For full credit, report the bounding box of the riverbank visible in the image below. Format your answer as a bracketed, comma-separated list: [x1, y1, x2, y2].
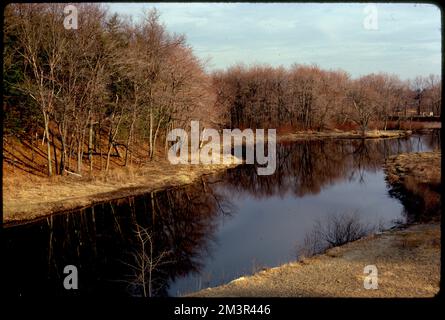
[2, 132, 437, 225]
[385, 151, 441, 187]
[385, 151, 441, 222]
[189, 150, 441, 297]
[279, 129, 412, 142]
[189, 223, 440, 297]
[3, 155, 242, 226]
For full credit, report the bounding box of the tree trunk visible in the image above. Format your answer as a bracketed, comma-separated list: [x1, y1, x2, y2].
[51, 130, 58, 175]
[89, 120, 94, 175]
[149, 107, 153, 159]
[98, 120, 103, 171]
[125, 113, 136, 166]
[77, 144, 82, 174]
[59, 130, 66, 175]
[44, 112, 53, 177]
[105, 142, 113, 174]
[151, 116, 163, 160]
[105, 124, 113, 174]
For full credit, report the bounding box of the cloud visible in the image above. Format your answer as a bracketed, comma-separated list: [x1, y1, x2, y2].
[107, 3, 441, 79]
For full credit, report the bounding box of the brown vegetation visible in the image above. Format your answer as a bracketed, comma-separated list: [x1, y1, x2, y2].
[298, 212, 377, 258]
[213, 64, 441, 133]
[2, 4, 442, 225]
[3, 156, 239, 225]
[4, 4, 442, 180]
[385, 151, 441, 222]
[385, 151, 441, 186]
[279, 129, 412, 141]
[4, 4, 218, 179]
[190, 223, 440, 297]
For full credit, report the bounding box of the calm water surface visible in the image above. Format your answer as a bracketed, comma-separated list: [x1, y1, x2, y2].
[3, 132, 440, 297]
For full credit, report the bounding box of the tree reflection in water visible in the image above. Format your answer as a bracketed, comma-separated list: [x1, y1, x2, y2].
[3, 131, 440, 297]
[222, 132, 439, 199]
[4, 181, 234, 297]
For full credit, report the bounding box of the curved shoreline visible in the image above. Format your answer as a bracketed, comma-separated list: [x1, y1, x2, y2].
[2, 132, 437, 227]
[3, 161, 241, 227]
[188, 150, 441, 297]
[189, 223, 440, 297]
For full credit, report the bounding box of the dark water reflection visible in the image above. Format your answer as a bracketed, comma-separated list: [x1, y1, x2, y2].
[3, 131, 440, 297]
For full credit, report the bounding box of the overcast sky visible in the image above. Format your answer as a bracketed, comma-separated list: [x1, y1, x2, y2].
[107, 2, 441, 79]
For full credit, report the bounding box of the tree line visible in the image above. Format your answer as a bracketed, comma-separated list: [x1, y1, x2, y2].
[212, 64, 441, 132]
[3, 4, 441, 177]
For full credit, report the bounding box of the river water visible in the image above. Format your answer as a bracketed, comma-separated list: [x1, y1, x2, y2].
[3, 131, 440, 297]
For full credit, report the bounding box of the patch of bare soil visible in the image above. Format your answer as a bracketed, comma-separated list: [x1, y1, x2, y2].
[190, 223, 440, 297]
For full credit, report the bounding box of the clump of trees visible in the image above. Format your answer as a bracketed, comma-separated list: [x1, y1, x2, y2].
[3, 4, 216, 176]
[212, 64, 441, 133]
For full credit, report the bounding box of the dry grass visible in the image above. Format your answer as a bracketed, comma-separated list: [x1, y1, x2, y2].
[279, 129, 412, 142]
[384, 151, 441, 223]
[3, 156, 241, 225]
[190, 223, 440, 297]
[3, 131, 245, 225]
[385, 151, 441, 187]
[385, 120, 441, 131]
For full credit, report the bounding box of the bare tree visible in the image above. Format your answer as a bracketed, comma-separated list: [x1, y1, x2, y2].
[298, 211, 376, 258]
[345, 77, 379, 135]
[124, 224, 172, 297]
[13, 4, 68, 176]
[4, 4, 440, 179]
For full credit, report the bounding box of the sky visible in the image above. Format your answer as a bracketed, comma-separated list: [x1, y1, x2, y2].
[106, 2, 442, 79]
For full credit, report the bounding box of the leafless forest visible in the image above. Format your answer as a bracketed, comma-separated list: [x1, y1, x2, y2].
[3, 4, 441, 177]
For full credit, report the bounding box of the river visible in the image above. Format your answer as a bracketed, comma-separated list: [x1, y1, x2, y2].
[3, 131, 440, 297]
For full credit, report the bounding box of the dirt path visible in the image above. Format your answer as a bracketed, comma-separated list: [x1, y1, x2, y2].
[190, 223, 440, 297]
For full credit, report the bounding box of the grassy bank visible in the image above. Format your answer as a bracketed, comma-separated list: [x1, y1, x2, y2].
[385, 151, 441, 222]
[385, 151, 441, 187]
[190, 223, 440, 297]
[2, 133, 438, 226]
[279, 129, 412, 142]
[3, 131, 244, 225]
[3, 156, 241, 226]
